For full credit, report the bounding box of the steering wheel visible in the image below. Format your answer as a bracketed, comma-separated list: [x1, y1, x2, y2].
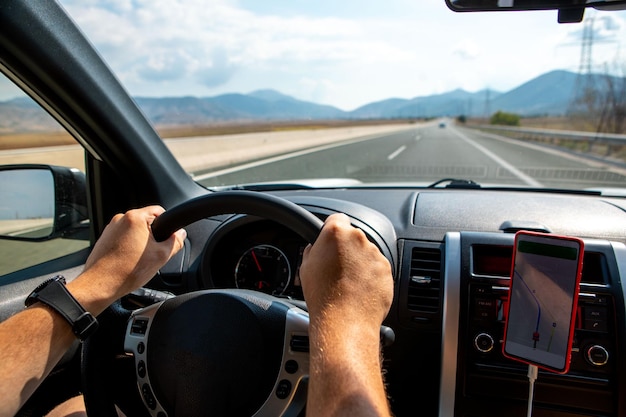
[82, 191, 323, 417]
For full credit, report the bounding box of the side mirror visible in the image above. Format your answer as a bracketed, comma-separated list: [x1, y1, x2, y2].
[0, 165, 88, 241]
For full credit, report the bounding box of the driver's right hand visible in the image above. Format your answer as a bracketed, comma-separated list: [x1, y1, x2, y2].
[299, 213, 393, 329]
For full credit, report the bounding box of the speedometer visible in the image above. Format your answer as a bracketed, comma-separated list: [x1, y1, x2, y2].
[234, 244, 292, 295]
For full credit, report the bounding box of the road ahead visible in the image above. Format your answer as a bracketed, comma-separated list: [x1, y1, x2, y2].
[197, 123, 626, 190]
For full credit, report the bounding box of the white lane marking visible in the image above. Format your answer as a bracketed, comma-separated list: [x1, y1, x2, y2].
[450, 127, 543, 187]
[193, 130, 406, 180]
[387, 145, 407, 161]
[415, 134, 421, 141]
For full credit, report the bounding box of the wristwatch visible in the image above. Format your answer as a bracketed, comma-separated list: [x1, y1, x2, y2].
[25, 275, 99, 341]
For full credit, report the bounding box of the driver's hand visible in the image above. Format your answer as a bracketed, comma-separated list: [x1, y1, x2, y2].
[69, 206, 186, 314]
[299, 214, 393, 417]
[300, 213, 393, 329]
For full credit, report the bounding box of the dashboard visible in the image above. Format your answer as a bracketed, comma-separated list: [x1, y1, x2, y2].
[151, 187, 626, 417]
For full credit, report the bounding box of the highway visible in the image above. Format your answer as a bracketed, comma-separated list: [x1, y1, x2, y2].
[196, 123, 626, 190]
[6, 122, 625, 191]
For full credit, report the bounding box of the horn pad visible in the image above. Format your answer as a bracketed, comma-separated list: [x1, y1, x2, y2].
[146, 291, 288, 416]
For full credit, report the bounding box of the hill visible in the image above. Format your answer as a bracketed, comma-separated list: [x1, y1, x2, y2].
[134, 90, 345, 125]
[1, 70, 618, 132]
[350, 88, 502, 119]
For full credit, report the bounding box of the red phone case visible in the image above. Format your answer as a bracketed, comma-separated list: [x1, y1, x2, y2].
[502, 231, 584, 374]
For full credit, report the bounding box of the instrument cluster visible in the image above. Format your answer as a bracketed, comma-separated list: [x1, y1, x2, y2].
[203, 219, 308, 300]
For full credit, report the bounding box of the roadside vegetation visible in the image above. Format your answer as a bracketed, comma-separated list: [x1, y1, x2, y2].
[490, 111, 521, 126]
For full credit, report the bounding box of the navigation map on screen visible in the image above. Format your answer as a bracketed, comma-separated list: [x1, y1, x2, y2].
[503, 233, 583, 373]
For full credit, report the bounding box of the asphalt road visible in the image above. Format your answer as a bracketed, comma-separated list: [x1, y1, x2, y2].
[197, 123, 626, 190]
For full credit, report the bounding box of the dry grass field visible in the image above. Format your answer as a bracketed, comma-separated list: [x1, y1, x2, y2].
[0, 131, 76, 150]
[0, 119, 417, 150]
[158, 119, 418, 139]
[0, 120, 418, 173]
[520, 117, 600, 132]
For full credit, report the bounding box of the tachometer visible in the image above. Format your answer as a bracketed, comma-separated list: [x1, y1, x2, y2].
[234, 244, 292, 295]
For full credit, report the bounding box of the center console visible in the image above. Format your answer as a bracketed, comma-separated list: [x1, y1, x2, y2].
[447, 232, 626, 417]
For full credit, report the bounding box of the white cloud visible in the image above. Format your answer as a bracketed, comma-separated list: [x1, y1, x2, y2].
[61, 1, 401, 94]
[454, 40, 481, 60]
[596, 14, 624, 39]
[56, 0, 626, 109]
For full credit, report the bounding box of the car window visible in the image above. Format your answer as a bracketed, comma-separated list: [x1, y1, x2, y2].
[0, 74, 90, 277]
[57, 0, 626, 194]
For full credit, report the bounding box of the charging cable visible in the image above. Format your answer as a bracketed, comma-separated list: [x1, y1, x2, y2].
[527, 364, 538, 417]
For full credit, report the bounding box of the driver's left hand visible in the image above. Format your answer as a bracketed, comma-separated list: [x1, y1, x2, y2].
[68, 206, 186, 315]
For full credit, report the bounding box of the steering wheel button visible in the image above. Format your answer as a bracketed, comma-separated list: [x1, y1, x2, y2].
[141, 383, 157, 410]
[137, 360, 146, 378]
[276, 379, 292, 399]
[131, 318, 149, 335]
[137, 342, 145, 354]
[285, 359, 299, 374]
[290, 335, 309, 352]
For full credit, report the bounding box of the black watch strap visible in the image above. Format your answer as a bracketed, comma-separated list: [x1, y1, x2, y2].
[25, 275, 99, 340]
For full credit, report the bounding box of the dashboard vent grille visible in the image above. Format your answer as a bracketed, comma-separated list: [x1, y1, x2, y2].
[407, 247, 442, 319]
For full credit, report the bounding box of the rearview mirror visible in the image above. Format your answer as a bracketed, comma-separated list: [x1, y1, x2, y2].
[0, 165, 88, 241]
[446, 0, 626, 23]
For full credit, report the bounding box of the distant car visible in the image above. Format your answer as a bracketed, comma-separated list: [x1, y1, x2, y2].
[439, 122, 446, 128]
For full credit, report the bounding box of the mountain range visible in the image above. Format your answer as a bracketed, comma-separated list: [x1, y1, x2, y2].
[0, 70, 616, 132]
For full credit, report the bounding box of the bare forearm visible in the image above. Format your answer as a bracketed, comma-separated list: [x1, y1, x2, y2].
[299, 214, 393, 416]
[307, 320, 391, 417]
[0, 306, 76, 417]
[0, 207, 185, 417]
[0, 271, 117, 417]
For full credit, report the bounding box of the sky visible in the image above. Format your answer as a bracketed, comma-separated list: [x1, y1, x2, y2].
[2, 0, 626, 110]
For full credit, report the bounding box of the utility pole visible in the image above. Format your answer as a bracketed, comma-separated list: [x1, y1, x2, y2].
[483, 88, 491, 120]
[569, 15, 596, 122]
[578, 15, 594, 78]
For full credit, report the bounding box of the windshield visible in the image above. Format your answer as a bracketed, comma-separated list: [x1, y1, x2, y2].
[7, 1, 626, 192]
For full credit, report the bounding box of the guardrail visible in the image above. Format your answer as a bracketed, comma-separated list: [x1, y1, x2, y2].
[471, 124, 626, 157]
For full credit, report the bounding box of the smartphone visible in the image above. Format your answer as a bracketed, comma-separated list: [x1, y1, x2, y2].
[502, 231, 584, 374]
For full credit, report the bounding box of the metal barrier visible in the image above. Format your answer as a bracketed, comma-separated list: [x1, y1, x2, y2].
[471, 124, 626, 157]
[474, 125, 626, 143]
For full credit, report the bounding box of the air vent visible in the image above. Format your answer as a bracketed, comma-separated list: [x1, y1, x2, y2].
[407, 246, 442, 323]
